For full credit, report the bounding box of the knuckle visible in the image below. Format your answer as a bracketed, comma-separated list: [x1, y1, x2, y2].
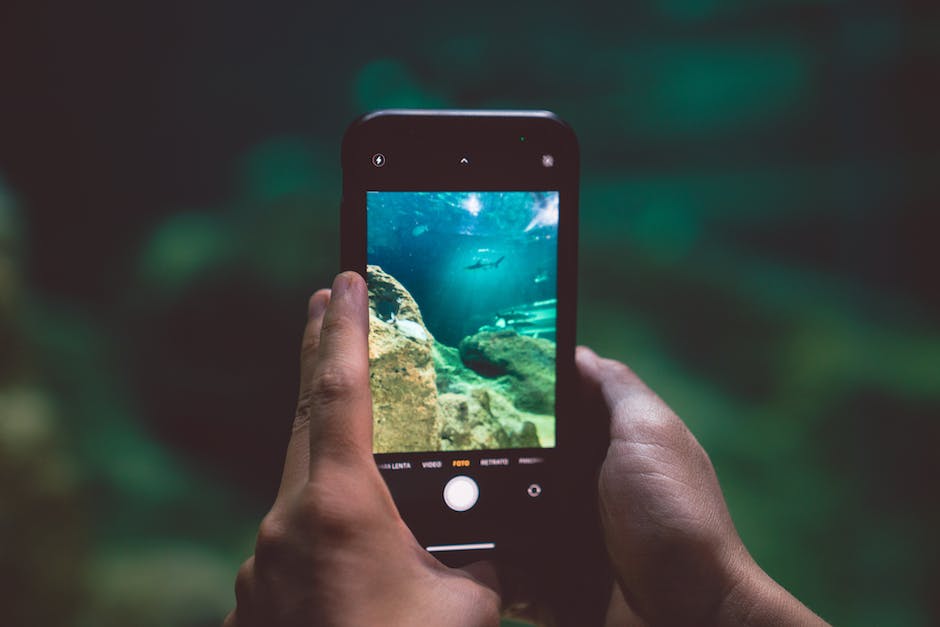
[293, 391, 313, 432]
[603, 357, 637, 381]
[297, 478, 369, 541]
[312, 364, 358, 405]
[254, 513, 291, 565]
[609, 392, 683, 444]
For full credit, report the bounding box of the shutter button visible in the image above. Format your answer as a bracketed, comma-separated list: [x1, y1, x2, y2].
[443, 476, 479, 512]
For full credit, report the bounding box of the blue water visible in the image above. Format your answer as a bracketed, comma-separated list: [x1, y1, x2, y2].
[367, 191, 558, 347]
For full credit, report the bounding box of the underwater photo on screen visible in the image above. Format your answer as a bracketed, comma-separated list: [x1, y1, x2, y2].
[367, 191, 559, 454]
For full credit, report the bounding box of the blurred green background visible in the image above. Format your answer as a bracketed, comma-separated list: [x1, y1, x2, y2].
[1, 1, 938, 625]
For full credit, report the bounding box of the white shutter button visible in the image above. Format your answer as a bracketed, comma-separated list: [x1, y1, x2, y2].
[443, 475, 479, 512]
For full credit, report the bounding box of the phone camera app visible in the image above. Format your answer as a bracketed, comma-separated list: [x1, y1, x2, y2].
[371, 153, 386, 167]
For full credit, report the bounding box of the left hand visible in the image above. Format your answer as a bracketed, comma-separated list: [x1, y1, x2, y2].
[223, 272, 502, 627]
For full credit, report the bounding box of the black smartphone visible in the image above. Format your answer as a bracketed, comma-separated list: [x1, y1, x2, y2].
[341, 110, 579, 567]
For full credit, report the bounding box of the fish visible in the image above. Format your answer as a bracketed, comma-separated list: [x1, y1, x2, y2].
[495, 310, 533, 323]
[411, 224, 429, 237]
[465, 256, 505, 270]
[533, 271, 549, 284]
[487, 298, 558, 340]
[387, 313, 429, 342]
[396, 318, 429, 341]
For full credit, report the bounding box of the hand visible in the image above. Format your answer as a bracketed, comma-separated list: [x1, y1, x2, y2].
[224, 272, 501, 627]
[576, 347, 826, 626]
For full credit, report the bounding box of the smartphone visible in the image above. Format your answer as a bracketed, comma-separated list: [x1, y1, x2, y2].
[341, 110, 579, 566]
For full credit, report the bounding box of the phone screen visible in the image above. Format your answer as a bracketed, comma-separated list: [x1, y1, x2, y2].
[366, 191, 559, 455]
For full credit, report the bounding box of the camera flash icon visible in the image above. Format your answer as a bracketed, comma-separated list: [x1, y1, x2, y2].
[541, 154, 555, 168]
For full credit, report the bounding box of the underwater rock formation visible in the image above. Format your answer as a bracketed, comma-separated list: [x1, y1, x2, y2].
[437, 387, 541, 450]
[432, 343, 543, 449]
[367, 265, 440, 452]
[432, 342, 488, 395]
[459, 330, 556, 414]
[368, 265, 554, 452]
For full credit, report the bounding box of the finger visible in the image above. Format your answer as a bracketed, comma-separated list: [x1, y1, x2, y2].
[576, 345, 646, 394]
[308, 271, 373, 468]
[575, 346, 669, 441]
[277, 289, 331, 499]
[300, 290, 333, 415]
[576, 345, 626, 439]
[576, 345, 606, 405]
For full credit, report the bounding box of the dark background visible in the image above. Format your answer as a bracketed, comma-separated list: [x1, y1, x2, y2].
[1, 1, 938, 625]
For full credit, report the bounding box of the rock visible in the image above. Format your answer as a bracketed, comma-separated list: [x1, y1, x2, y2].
[438, 386, 541, 450]
[432, 342, 485, 394]
[459, 330, 556, 414]
[367, 266, 554, 451]
[368, 264, 425, 324]
[367, 265, 440, 452]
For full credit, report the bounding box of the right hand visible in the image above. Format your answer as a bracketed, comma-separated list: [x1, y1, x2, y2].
[577, 347, 826, 626]
[224, 273, 501, 627]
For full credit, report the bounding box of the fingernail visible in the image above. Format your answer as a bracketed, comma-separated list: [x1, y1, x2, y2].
[331, 273, 352, 300]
